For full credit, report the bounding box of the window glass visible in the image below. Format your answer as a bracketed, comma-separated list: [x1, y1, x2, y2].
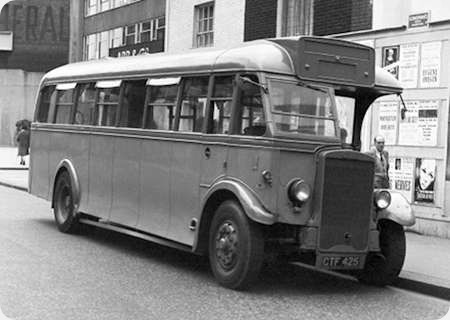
[179, 77, 209, 132]
[335, 96, 355, 144]
[238, 76, 266, 136]
[54, 89, 74, 124]
[75, 83, 96, 125]
[120, 80, 146, 128]
[95, 86, 120, 126]
[269, 80, 336, 137]
[149, 85, 178, 104]
[208, 76, 233, 134]
[146, 106, 173, 130]
[145, 80, 179, 130]
[36, 86, 55, 123]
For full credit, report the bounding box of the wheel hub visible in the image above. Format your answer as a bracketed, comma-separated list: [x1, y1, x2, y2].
[215, 222, 238, 270]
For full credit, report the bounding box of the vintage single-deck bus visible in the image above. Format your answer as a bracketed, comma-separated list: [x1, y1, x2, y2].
[30, 36, 415, 289]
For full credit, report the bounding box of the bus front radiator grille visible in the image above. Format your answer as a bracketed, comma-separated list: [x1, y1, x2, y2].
[319, 158, 374, 251]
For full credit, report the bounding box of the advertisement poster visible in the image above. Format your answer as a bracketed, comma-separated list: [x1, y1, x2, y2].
[417, 100, 438, 145]
[414, 158, 436, 203]
[420, 41, 441, 88]
[398, 100, 438, 146]
[389, 157, 414, 203]
[398, 100, 419, 145]
[382, 46, 400, 79]
[399, 43, 419, 88]
[378, 101, 398, 144]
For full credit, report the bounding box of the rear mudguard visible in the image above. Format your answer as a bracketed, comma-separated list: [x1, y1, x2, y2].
[51, 159, 81, 213]
[377, 190, 415, 227]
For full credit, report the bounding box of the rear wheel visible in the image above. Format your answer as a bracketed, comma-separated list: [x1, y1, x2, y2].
[357, 219, 406, 286]
[208, 200, 264, 290]
[54, 171, 79, 233]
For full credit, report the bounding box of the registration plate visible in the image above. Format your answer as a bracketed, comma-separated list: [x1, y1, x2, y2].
[319, 254, 363, 270]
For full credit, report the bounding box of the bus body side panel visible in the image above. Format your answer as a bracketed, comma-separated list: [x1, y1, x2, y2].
[167, 141, 203, 245]
[88, 134, 114, 220]
[227, 145, 277, 214]
[29, 129, 51, 200]
[137, 139, 172, 238]
[49, 130, 89, 212]
[109, 137, 141, 227]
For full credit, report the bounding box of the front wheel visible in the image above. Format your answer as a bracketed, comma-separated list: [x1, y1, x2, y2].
[357, 219, 406, 286]
[208, 200, 264, 290]
[53, 171, 79, 233]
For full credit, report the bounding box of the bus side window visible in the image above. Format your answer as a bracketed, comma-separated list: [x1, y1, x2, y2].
[145, 79, 179, 130]
[36, 85, 55, 123]
[208, 76, 233, 134]
[179, 77, 209, 132]
[54, 83, 76, 124]
[75, 83, 96, 125]
[120, 80, 146, 128]
[94, 81, 121, 127]
[238, 76, 266, 136]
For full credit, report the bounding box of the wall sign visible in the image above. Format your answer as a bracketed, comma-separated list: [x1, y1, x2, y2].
[389, 157, 414, 203]
[408, 12, 430, 28]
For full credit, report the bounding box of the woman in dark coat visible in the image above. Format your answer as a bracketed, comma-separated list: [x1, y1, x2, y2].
[16, 121, 30, 165]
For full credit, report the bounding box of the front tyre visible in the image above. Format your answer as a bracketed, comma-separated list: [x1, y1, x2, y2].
[54, 171, 79, 233]
[357, 219, 406, 286]
[208, 200, 264, 290]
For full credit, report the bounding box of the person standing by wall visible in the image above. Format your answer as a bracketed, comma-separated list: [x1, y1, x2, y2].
[367, 135, 390, 188]
[16, 120, 30, 166]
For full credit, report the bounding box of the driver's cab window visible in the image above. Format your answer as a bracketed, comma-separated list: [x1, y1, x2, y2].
[238, 75, 266, 136]
[335, 96, 355, 144]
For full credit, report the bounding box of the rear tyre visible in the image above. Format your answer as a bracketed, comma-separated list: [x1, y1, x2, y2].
[53, 171, 79, 233]
[208, 200, 264, 290]
[357, 219, 406, 286]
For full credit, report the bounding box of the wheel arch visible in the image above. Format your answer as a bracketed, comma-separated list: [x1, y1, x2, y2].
[51, 159, 81, 212]
[377, 190, 415, 227]
[193, 179, 275, 254]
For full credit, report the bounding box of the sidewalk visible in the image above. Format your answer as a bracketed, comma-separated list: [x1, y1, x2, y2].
[0, 146, 449, 299]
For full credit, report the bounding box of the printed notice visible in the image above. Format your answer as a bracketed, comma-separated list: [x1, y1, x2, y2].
[399, 43, 420, 88]
[398, 100, 438, 146]
[389, 157, 414, 203]
[420, 41, 441, 88]
[378, 101, 398, 144]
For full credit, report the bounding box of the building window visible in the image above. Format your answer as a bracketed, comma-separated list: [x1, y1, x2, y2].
[194, 2, 214, 48]
[280, 0, 313, 36]
[99, 31, 109, 58]
[110, 27, 123, 48]
[85, 0, 141, 17]
[85, 33, 97, 60]
[125, 25, 137, 45]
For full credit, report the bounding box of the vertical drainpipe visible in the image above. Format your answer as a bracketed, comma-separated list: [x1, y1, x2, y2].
[165, 0, 170, 53]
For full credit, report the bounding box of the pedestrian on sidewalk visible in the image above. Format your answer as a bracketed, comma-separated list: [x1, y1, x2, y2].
[16, 120, 30, 166]
[366, 135, 390, 189]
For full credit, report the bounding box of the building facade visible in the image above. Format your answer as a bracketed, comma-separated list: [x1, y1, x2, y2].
[69, 0, 165, 62]
[336, 0, 450, 238]
[0, 0, 69, 145]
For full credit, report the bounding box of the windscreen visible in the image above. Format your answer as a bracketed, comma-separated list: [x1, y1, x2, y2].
[269, 79, 337, 137]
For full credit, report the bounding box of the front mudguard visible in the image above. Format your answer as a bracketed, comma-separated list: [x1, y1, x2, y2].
[377, 190, 415, 227]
